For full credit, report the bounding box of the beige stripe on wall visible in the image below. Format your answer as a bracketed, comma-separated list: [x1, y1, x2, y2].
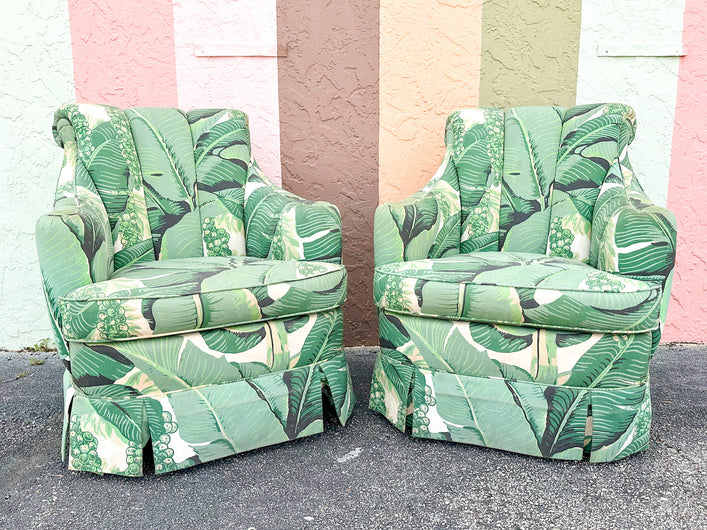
[379, 0, 484, 204]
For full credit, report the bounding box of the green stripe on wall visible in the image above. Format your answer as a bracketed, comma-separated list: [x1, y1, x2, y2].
[479, 0, 582, 108]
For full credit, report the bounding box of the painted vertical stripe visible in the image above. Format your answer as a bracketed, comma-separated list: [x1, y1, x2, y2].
[278, 1, 379, 346]
[172, 0, 281, 183]
[479, 0, 581, 108]
[663, 0, 707, 342]
[67, 0, 178, 107]
[575, 0, 684, 207]
[2, 0, 76, 350]
[379, 0, 483, 204]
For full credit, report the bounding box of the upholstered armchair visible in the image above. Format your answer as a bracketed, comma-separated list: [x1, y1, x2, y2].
[370, 104, 676, 461]
[37, 104, 354, 476]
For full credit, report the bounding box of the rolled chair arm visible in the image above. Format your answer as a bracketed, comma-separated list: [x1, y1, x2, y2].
[374, 155, 461, 267]
[591, 158, 677, 325]
[245, 161, 342, 263]
[36, 202, 113, 360]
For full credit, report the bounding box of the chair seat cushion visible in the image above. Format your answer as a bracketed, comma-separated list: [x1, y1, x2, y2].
[60, 256, 346, 342]
[374, 251, 661, 333]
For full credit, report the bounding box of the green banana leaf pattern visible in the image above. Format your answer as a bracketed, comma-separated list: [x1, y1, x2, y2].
[54, 103, 153, 269]
[189, 109, 250, 257]
[374, 252, 661, 334]
[373, 151, 461, 267]
[38, 103, 353, 475]
[500, 106, 564, 254]
[371, 103, 676, 461]
[60, 313, 354, 478]
[70, 309, 346, 392]
[549, 103, 637, 262]
[59, 256, 346, 342]
[245, 161, 343, 262]
[66, 310, 353, 476]
[591, 155, 677, 325]
[36, 140, 114, 360]
[123, 107, 204, 260]
[447, 108, 504, 253]
[371, 312, 653, 462]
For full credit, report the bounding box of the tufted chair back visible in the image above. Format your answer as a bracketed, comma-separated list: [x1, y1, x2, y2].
[443, 103, 637, 263]
[53, 104, 251, 269]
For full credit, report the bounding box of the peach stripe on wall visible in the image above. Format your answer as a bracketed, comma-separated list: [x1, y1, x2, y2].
[663, 0, 707, 342]
[172, 0, 282, 183]
[67, 0, 178, 107]
[379, 0, 483, 204]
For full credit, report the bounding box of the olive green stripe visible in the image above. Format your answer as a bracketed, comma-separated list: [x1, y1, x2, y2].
[479, 0, 582, 108]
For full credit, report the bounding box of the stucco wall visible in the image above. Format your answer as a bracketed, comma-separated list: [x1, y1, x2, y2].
[173, 0, 282, 182]
[575, 0, 685, 207]
[664, 0, 707, 342]
[479, 0, 581, 108]
[277, 1, 379, 346]
[378, 0, 483, 204]
[0, 0, 75, 349]
[68, 0, 178, 106]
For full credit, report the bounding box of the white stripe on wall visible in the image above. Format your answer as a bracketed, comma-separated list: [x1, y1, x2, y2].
[575, 0, 685, 207]
[0, 0, 76, 349]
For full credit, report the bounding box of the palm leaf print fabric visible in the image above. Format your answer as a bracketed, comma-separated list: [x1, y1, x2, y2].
[373, 148, 461, 267]
[374, 252, 661, 333]
[67, 310, 354, 476]
[38, 103, 353, 475]
[60, 257, 346, 342]
[371, 104, 676, 462]
[245, 161, 343, 262]
[53, 103, 153, 269]
[448, 108, 504, 254]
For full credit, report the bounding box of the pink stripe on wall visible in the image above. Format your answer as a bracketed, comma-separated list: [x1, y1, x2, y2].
[663, 0, 707, 342]
[67, 0, 178, 107]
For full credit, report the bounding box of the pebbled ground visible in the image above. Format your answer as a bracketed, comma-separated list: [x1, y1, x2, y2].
[1, 345, 705, 529]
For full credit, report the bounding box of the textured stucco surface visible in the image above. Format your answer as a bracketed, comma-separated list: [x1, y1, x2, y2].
[278, 1, 379, 346]
[2, 1, 706, 351]
[173, 0, 282, 182]
[378, 0, 483, 204]
[576, 0, 685, 208]
[67, 0, 178, 106]
[0, 0, 75, 349]
[479, 0, 581, 108]
[664, 0, 707, 342]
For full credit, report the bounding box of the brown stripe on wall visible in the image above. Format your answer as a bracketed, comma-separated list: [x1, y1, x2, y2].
[277, 1, 379, 346]
[479, 0, 582, 108]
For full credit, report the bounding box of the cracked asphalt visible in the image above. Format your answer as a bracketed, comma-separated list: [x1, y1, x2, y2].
[1, 345, 705, 529]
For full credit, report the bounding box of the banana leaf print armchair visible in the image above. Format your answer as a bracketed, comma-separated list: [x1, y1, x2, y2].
[37, 104, 355, 476]
[370, 104, 676, 462]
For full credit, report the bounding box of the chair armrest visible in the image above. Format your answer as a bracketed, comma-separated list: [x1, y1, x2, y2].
[244, 161, 342, 263]
[36, 201, 113, 360]
[374, 156, 461, 266]
[591, 158, 677, 325]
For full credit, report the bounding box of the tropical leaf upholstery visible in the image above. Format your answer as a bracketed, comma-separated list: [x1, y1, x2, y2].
[37, 103, 353, 476]
[60, 257, 346, 342]
[374, 252, 661, 333]
[370, 104, 676, 462]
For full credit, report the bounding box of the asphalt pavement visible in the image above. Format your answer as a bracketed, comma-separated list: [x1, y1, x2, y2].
[1, 345, 705, 529]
